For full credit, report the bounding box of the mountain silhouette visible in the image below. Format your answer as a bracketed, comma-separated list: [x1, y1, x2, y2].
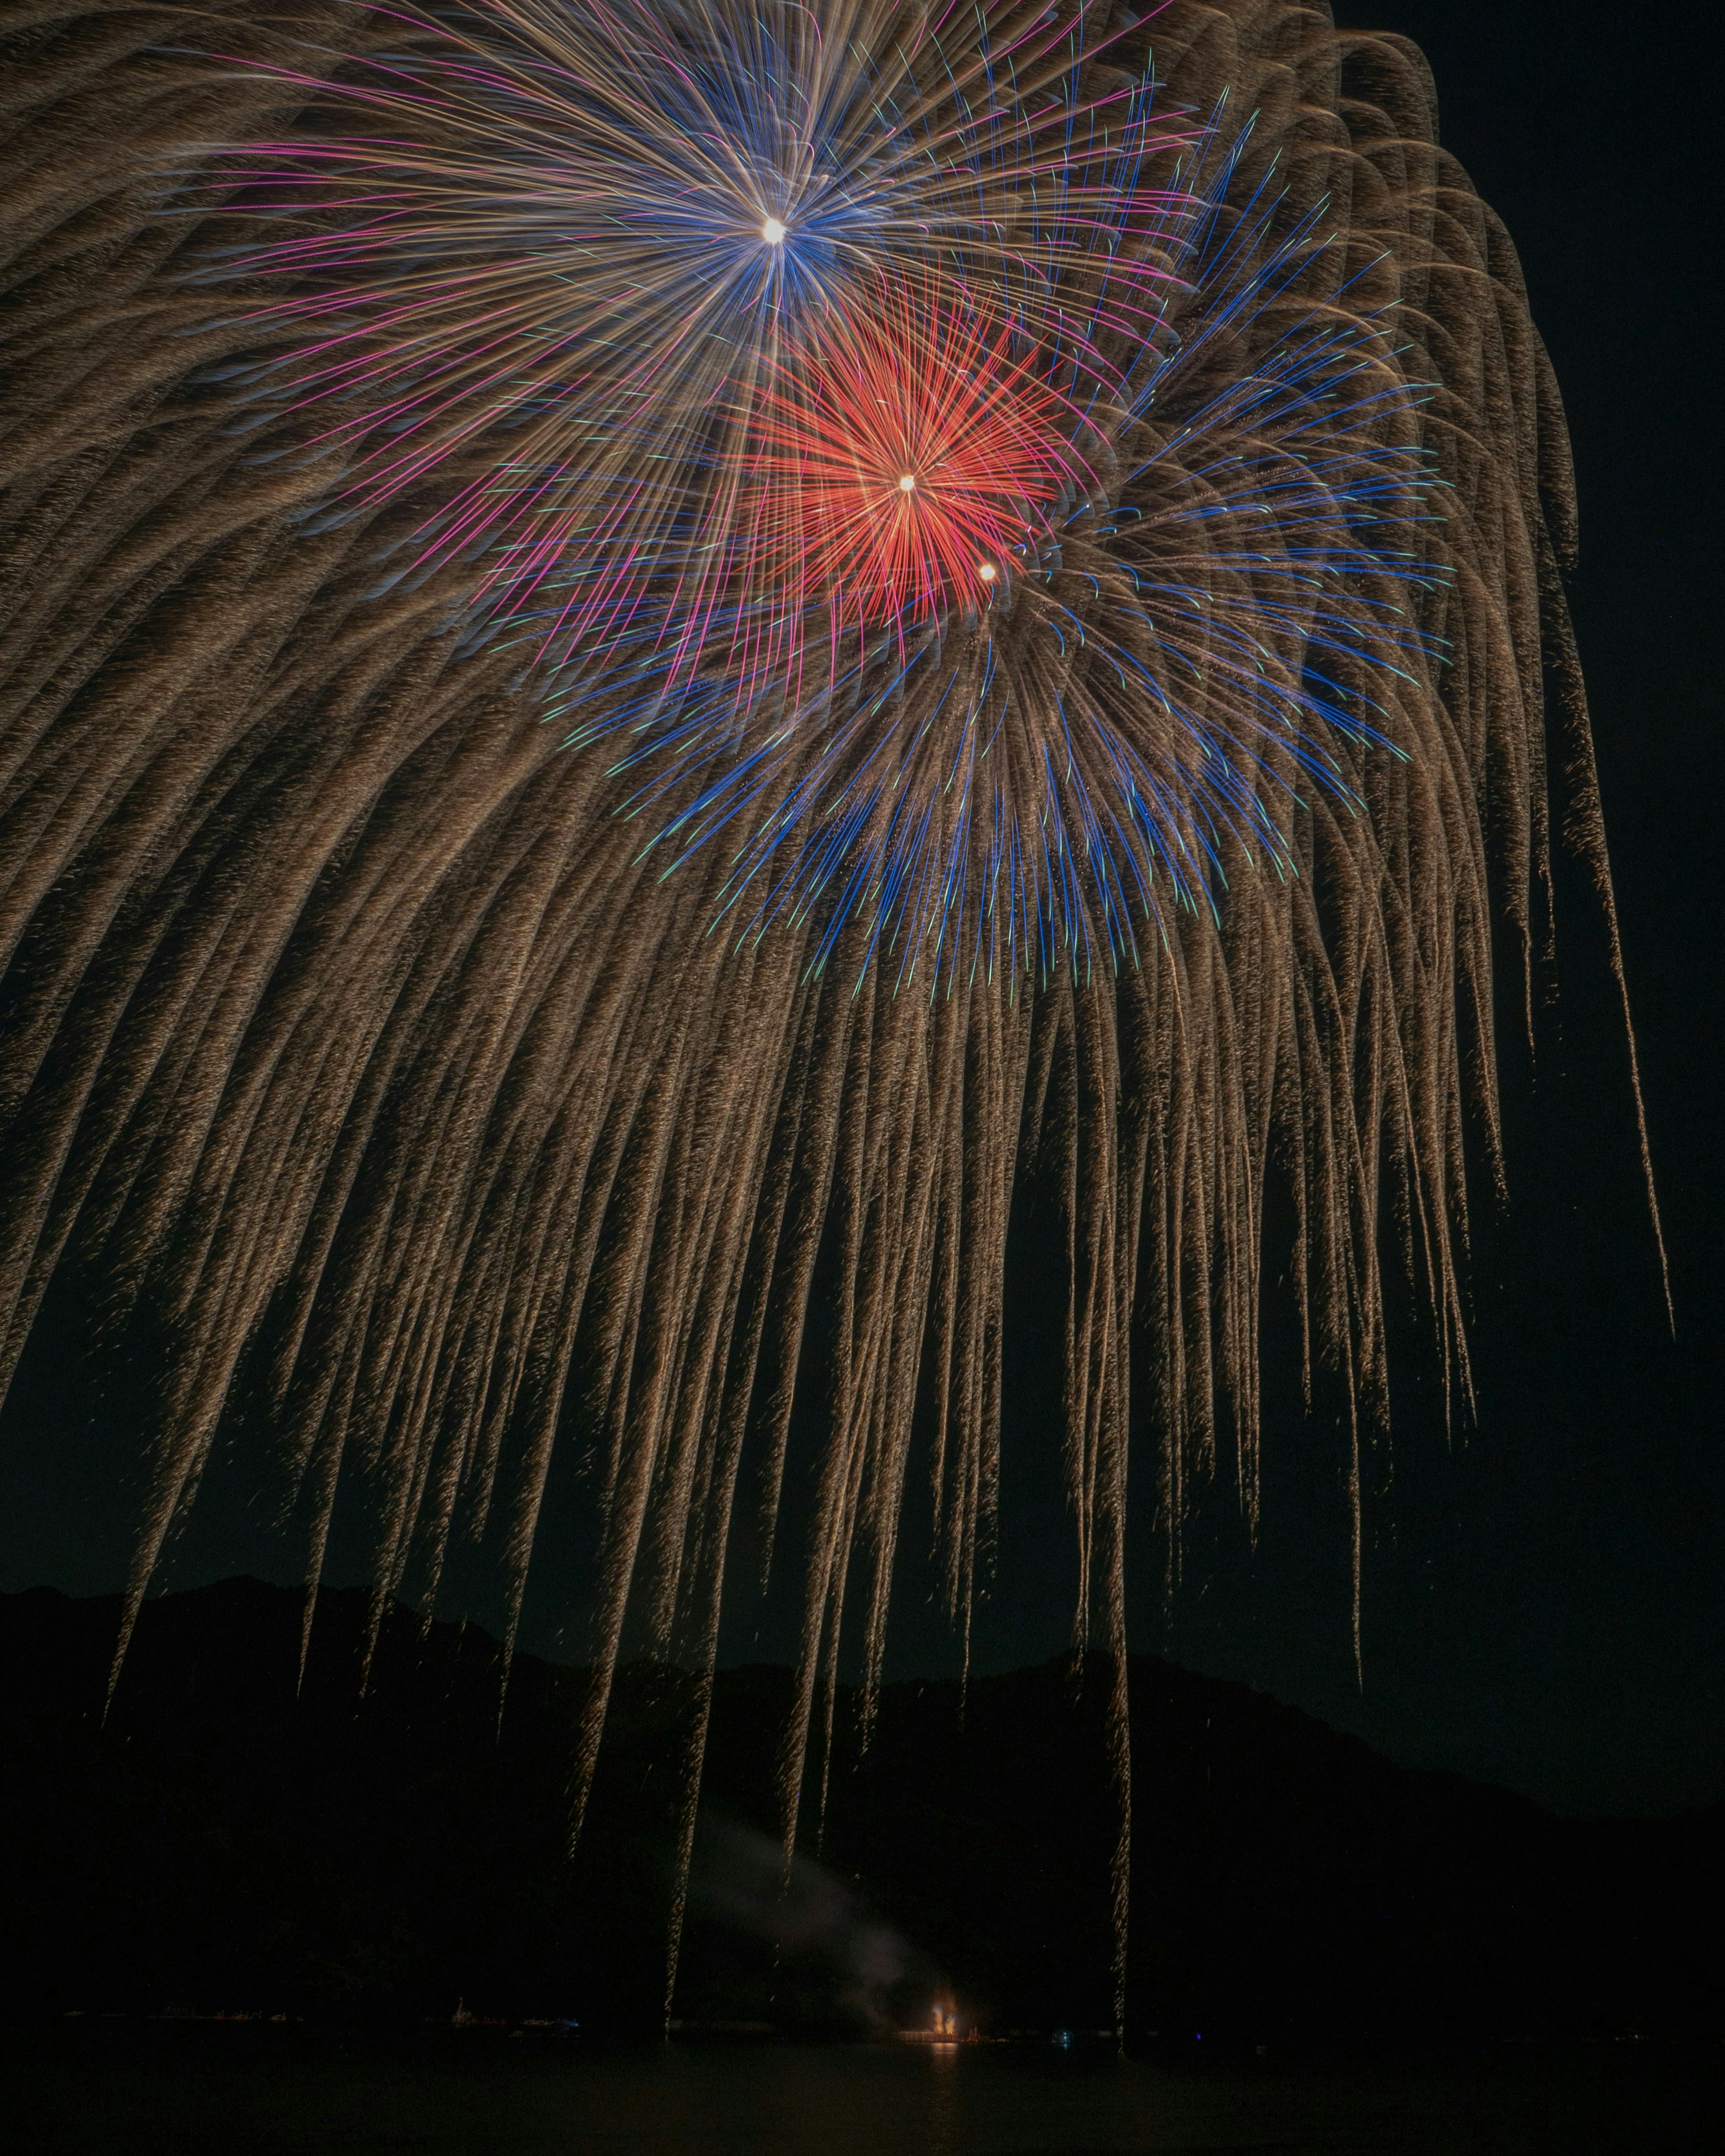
[3, 1577, 1717, 2040]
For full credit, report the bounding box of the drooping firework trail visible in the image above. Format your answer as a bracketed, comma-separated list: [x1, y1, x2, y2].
[0, 0, 1665, 2019]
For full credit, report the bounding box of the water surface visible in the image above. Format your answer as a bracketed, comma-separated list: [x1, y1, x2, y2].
[10, 2028, 1719, 2154]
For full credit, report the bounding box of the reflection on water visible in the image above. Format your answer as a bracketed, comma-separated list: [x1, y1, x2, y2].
[9, 2029, 1721, 2155]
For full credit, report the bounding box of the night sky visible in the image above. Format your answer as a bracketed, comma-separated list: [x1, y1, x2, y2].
[2, 0, 1718, 1820]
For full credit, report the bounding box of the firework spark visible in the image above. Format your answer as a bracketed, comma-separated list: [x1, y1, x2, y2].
[741, 277, 1078, 635]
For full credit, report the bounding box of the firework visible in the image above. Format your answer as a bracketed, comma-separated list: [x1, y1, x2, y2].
[568, 137, 1436, 988]
[0, 0, 1666, 2036]
[740, 275, 1077, 635]
[181, 0, 1196, 679]
[191, 3, 1446, 990]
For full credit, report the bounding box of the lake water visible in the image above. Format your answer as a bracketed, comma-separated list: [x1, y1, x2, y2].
[9, 2029, 1720, 2154]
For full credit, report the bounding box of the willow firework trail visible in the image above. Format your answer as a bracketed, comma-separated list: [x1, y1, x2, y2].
[0, 0, 1665, 2029]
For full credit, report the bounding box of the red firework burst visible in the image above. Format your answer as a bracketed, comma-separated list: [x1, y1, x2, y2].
[745, 279, 1087, 636]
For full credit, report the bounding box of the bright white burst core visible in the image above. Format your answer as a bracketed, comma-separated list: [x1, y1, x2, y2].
[899, 473, 916, 492]
[761, 217, 787, 244]
[979, 563, 997, 581]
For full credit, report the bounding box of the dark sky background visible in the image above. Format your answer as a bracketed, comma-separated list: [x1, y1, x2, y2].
[1, 0, 1718, 1820]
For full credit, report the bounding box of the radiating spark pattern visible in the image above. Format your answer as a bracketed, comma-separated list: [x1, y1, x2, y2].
[179, 0, 1197, 680]
[550, 137, 1435, 989]
[739, 276, 1080, 631]
[190, 2, 1451, 987]
[0, 0, 1667, 2043]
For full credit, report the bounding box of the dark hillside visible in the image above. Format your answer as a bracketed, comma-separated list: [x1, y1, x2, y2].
[1, 1580, 1717, 2040]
